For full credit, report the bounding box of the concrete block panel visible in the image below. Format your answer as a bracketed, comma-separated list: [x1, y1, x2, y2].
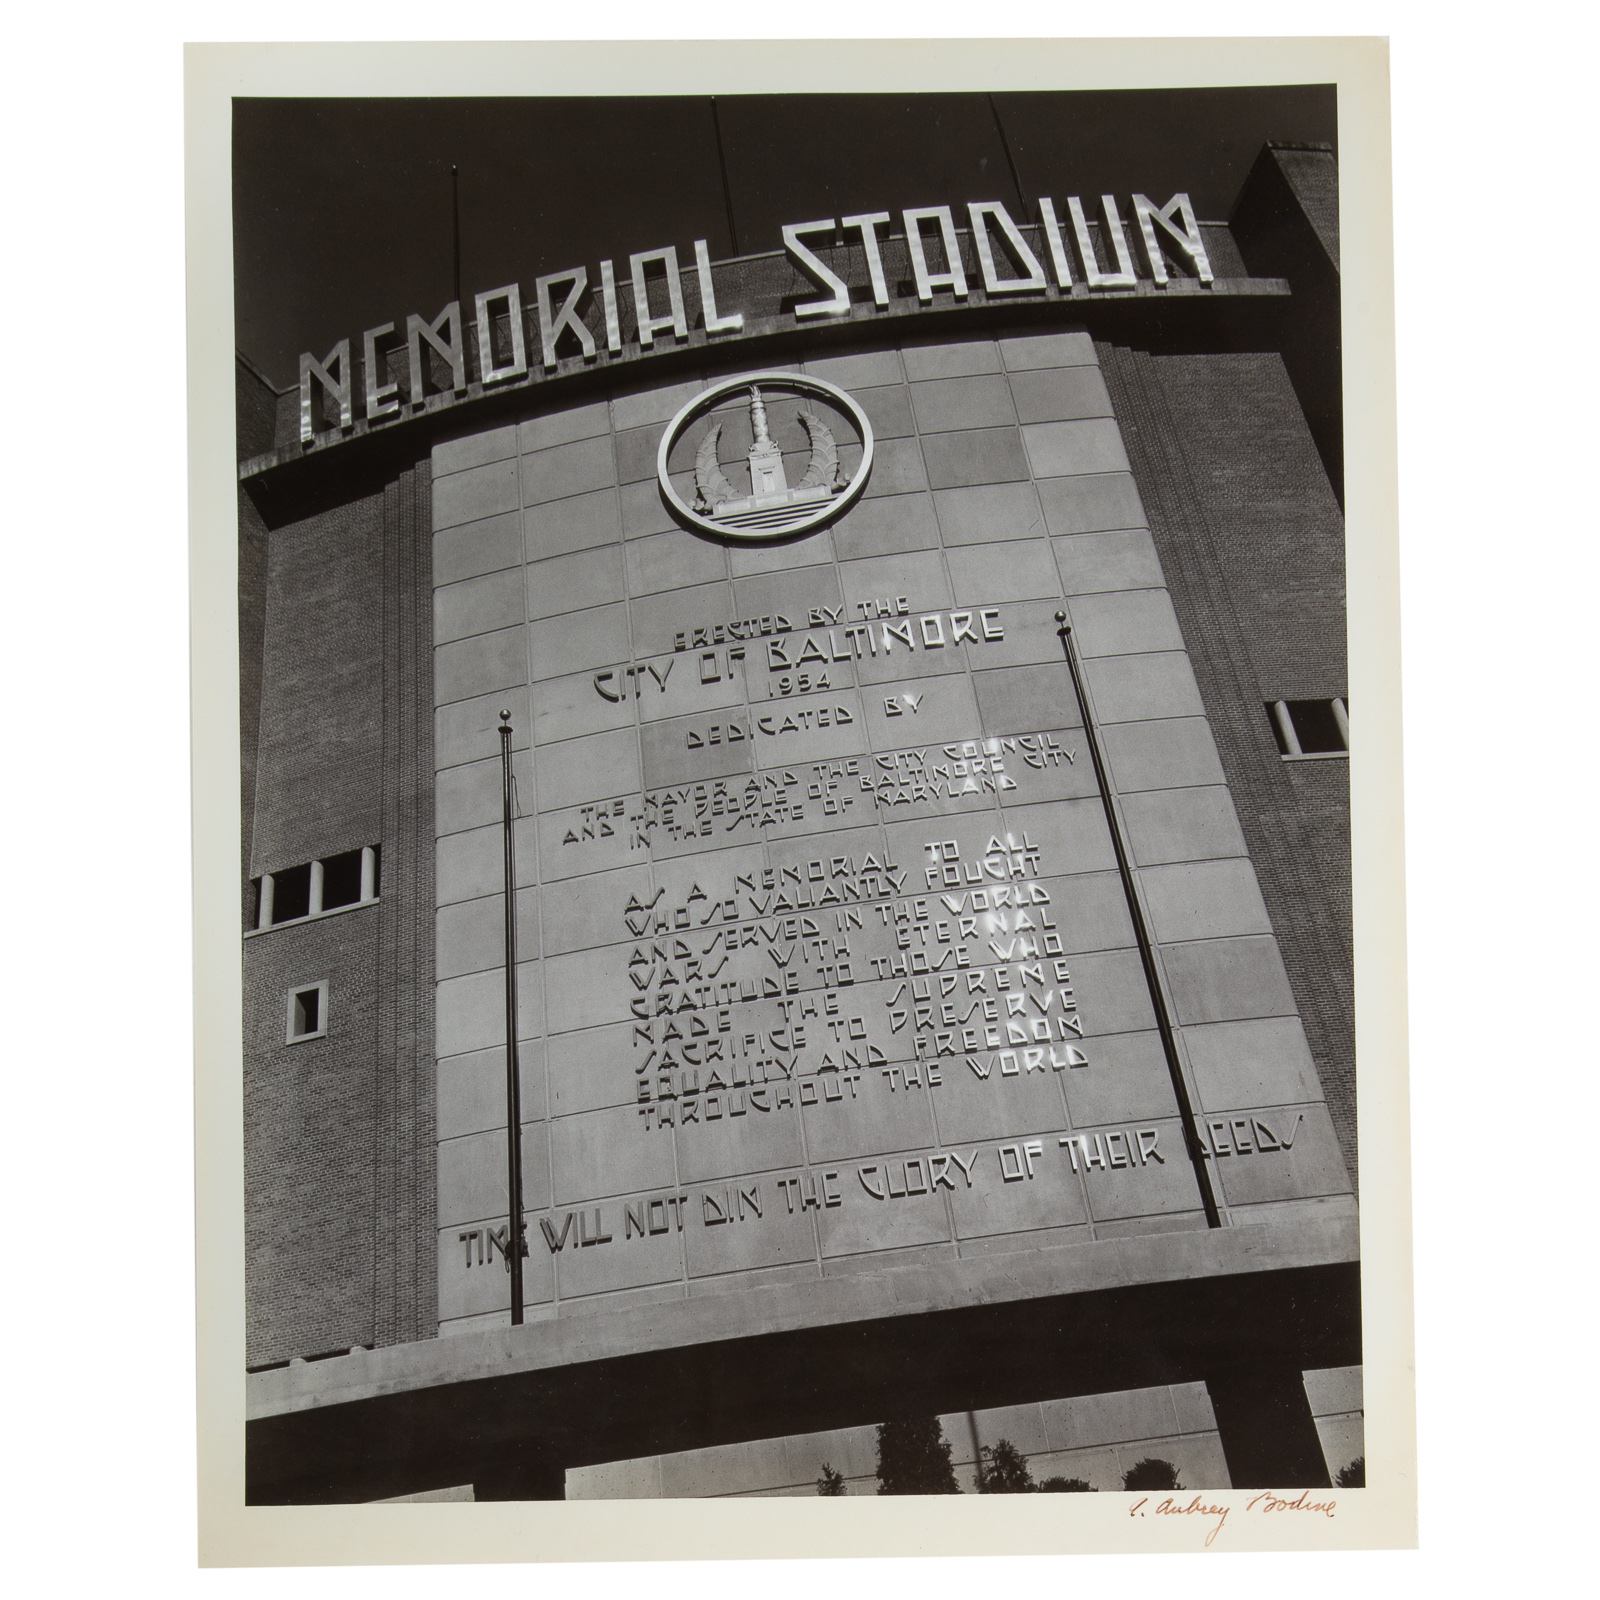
[1039, 473, 1149, 537]
[434, 456, 519, 530]
[522, 436, 617, 511]
[434, 889, 532, 982]
[552, 1217, 686, 1301]
[1171, 1381, 1220, 1435]
[436, 963, 543, 1058]
[1209, 1102, 1351, 1205]
[1065, 948, 1160, 1037]
[728, 529, 837, 577]
[860, 434, 930, 498]
[853, 383, 916, 440]
[1022, 419, 1131, 479]
[640, 713, 753, 789]
[933, 482, 1044, 546]
[931, 1058, 1074, 1147]
[518, 400, 610, 453]
[1111, 1433, 1231, 1491]
[625, 529, 730, 598]
[800, 1082, 937, 1165]
[684, 1190, 820, 1280]
[1083, 651, 1206, 726]
[437, 1041, 546, 1139]
[991, 796, 1117, 877]
[832, 492, 941, 559]
[838, 551, 952, 619]
[733, 564, 843, 623]
[947, 538, 1060, 604]
[532, 725, 639, 813]
[540, 862, 653, 956]
[814, 1163, 954, 1257]
[1120, 785, 1249, 867]
[1035, 870, 1137, 955]
[549, 1104, 678, 1207]
[435, 754, 504, 839]
[1161, 935, 1298, 1025]
[527, 601, 631, 683]
[903, 339, 1001, 380]
[523, 487, 622, 561]
[526, 544, 624, 621]
[437, 1122, 551, 1226]
[545, 1019, 637, 1117]
[1140, 858, 1274, 942]
[436, 823, 502, 907]
[1069, 589, 1186, 659]
[1061, 1029, 1182, 1128]
[1103, 717, 1227, 793]
[674, 1105, 807, 1186]
[612, 424, 663, 486]
[434, 568, 524, 646]
[611, 376, 706, 432]
[860, 671, 979, 750]
[922, 426, 1030, 491]
[628, 581, 734, 656]
[911, 374, 1018, 433]
[803, 348, 905, 388]
[542, 941, 643, 1034]
[435, 424, 518, 478]
[435, 689, 530, 772]
[619, 477, 678, 539]
[1053, 527, 1165, 594]
[533, 669, 637, 747]
[1075, 1115, 1205, 1222]
[435, 625, 526, 709]
[438, 1220, 554, 1319]
[435, 510, 522, 586]
[999, 331, 1097, 371]
[1184, 1017, 1324, 1113]
[950, 1154, 1090, 1241]
[1008, 366, 1114, 425]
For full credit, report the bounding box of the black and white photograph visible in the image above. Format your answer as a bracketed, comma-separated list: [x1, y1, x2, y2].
[196, 36, 1412, 1560]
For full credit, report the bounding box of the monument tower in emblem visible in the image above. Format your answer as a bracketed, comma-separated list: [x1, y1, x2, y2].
[692, 384, 846, 529]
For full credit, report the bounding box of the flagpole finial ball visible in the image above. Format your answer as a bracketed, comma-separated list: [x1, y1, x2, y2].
[1054, 611, 1067, 624]
[499, 709, 512, 725]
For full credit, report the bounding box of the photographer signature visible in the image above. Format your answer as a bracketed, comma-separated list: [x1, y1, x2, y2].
[1129, 1488, 1338, 1547]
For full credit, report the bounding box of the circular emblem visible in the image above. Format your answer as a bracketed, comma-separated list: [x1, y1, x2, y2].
[657, 370, 874, 541]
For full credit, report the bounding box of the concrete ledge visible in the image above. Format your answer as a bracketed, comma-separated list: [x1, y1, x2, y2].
[249, 1212, 1356, 1422]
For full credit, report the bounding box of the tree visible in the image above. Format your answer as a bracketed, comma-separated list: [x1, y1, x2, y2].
[1121, 1458, 1184, 1492]
[1335, 1457, 1365, 1488]
[1039, 1477, 1097, 1492]
[875, 1418, 960, 1495]
[975, 1438, 1036, 1493]
[816, 1463, 847, 1496]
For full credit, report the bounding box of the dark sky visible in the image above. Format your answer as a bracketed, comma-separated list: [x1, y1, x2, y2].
[233, 85, 1336, 389]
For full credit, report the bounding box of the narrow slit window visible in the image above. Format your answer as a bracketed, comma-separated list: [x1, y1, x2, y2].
[1268, 698, 1349, 758]
[287, 982, 328, 1043]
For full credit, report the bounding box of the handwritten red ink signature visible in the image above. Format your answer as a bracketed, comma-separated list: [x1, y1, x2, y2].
[1128, 1488, 1338, 1546]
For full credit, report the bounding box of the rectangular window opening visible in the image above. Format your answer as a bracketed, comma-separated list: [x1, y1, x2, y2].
[271, 862, 312, 923]
[288, 982, 327, 1043]
[1267, 697, 1348, 758]
[321, 848, 364, 910]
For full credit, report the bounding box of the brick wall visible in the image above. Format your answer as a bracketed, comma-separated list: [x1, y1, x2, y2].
[243, 466, 438, 1364]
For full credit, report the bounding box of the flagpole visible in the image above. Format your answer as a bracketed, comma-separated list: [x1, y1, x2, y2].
[1053, 613, 1221, 1227]
[498, 710, 526, 1322]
